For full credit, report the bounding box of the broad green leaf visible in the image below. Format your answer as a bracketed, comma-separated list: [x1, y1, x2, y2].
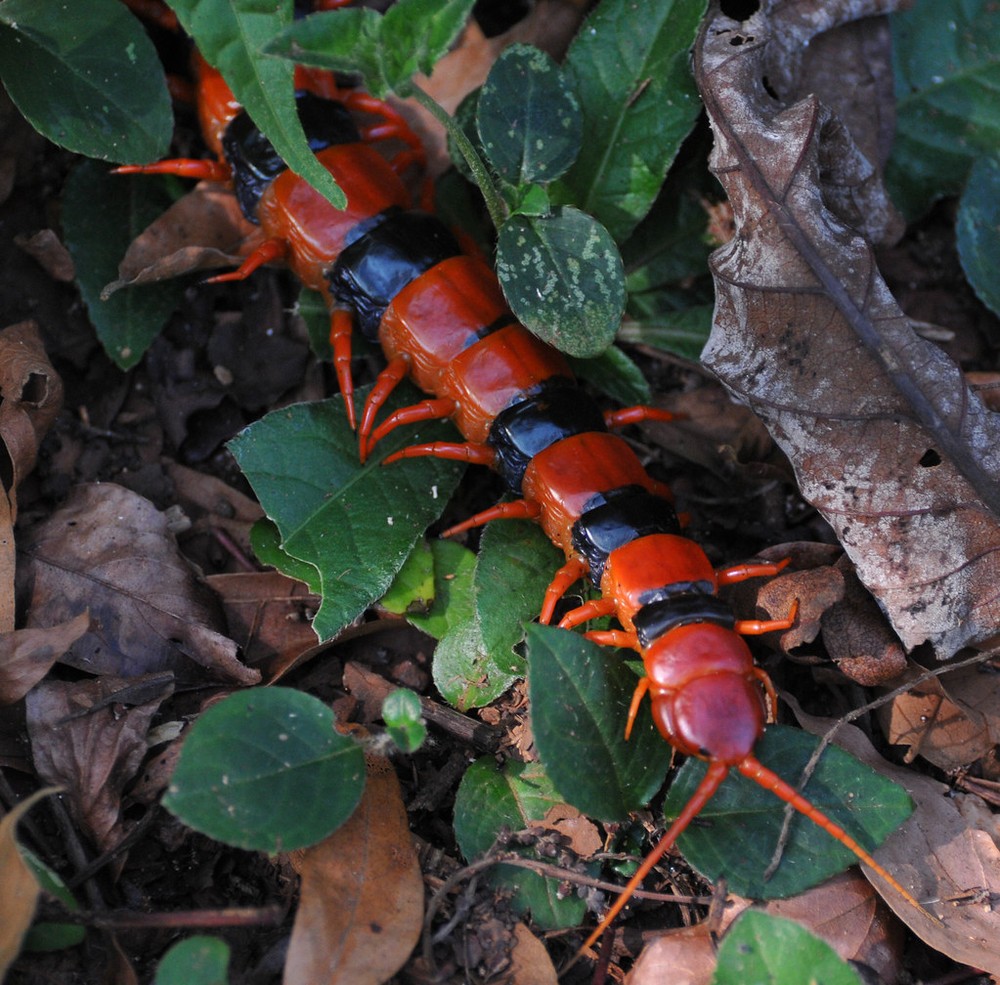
[266, 0, 474, 98]
[0, 0, 172, 162]
[62, 160, 184, 369]
[555, 0, 707, 241]
[668, 725, 913, 899]
[477, 45, 582, 185]
[163, 687, 365, 852]
[496, 207, 625, 357]
[167, 0, 346, 209]
[433, 521, 555, 710]
[618, 305, 714, 361]
[527, 625, 670, 820]
[956, 153, 1000, 317]
[154, 936, 230, 985]
[713, 912, 862, 985]
[569, 346, 653, 406]
[229, 391, 464, 641]
[453, 758, 588, 929]
[888, 0, 1000, 219]
[249, 518, 322, 594]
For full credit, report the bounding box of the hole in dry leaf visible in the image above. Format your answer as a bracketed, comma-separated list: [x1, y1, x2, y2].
[719, 0, 760, 23]
[919, 449, 942, 468]
[20, 372, 48, 406]
[761, 75, 779, 100]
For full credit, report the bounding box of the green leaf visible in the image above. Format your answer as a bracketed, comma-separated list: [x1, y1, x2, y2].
[496, 207, 625, 357]
[669, 725, 914, 899]
[392, 539, 475, 640]
[555, 0, 707, 241]
[527, 625, 671, 820]
[228, 391, 464, 641]
[168, 0, 346, 209]
[956, 153, 1000, 317]
[888, 0, 1000, 219]
[713, 912, 862, 985]
[62, 160, 184, 369]
[19, 850, 85, 952]
[453, 758, 588, 929]
[0, 0, 172, 162]
[266, 0, 475, 98]
[569, 346, 653, 406]
[381, 688, 427, 753]
[154, 936, 231, 985]
[433, 520, 557, 710]
[618, 305, 714, 361]
[477, 45, 582, 185]
[163, 687, 365, 852]
[249, 518, 322, 594]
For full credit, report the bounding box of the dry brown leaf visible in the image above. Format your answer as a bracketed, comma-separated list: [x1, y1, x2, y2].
[625, 922, 718, 985]
[792, 707, 1000, 975]
[19, 483, 259, 684]
[102, 184, 254, 296]
[0, 788, 59, 978]
[14, 229, 75, 282]
[505, 923, 558, 985]
[26, 675, 172, 851]
[205, 571, 320, 676]
[285, 756, 423, 985]
[694, 0, 1000, 657]
[0, 612, 91, 704]
[0, 320, 63, 632]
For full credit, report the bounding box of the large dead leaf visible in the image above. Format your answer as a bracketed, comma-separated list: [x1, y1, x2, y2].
[793, 707, 1000, 975]
[285, 755, 423, 985]
[0, 788, 59, 979]
[19, 483, 259, 684]
[694, 0, 1000, 657]
[26, 675, 173, 851]
[0, 321, 63, 631]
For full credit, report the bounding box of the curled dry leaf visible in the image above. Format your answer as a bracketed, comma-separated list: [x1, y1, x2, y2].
[694, 0, 1000, 657]
[102, 184, 254, 297]
[285, 756, 423, 985]
[19, 484, 259, 684]
[0, 320, 63, 632]
[26, 676, 172, 851]
[0, 612, 91, 705]
[624, 922, 719, 985]
[793, 707, 1000, 975]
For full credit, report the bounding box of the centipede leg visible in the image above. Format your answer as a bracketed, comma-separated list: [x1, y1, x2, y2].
[604, 406, 678, 429]
[205, 237, 288, 284]
[716, 557, 790, 585]
[382, 441, 496, 469]
[365, 398, 458, 461]
[441, 500, 541, 538]
[539, 557, 589, 625]
[734, 598, 799, 635]
[330, 308, 357, 429]
[113, 159, 231, 181]
[558, 597, 617, 630]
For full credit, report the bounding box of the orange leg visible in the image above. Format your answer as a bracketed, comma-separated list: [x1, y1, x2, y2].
[381, 441, 496, 469]
[624, 675, 651, 741]
[359, 354, 408, 456]
[585, 629, 641, 653]
[734, 599, 798, 636]
[205, 238, 287, 284]
[558, 596, 616, 631]
[440, 499, 541, 538]
[716, 557, 790, 586]
[365, 398, 457, 462]
[329, 308, 357, 430]
[604, 405, 678, 429]
[114, 159, 231, 181]
[539, 557, 589, 625]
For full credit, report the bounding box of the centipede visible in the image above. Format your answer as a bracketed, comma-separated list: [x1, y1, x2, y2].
[118, 9, 922, 959]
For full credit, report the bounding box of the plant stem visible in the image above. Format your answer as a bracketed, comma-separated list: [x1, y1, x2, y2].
[409, 83, 506, 231]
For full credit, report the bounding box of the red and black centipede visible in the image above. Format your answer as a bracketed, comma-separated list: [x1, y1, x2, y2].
[118, 27, 922, 953]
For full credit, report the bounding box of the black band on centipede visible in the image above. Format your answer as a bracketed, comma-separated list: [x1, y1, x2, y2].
[633, 594, 736, 649]
[328, 211, 461, 339]
[223, 93, 360, 221]
[572, 486, 682, 582]
[488, 380, 607, 492]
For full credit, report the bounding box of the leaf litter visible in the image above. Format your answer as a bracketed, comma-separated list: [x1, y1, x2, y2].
[3, 0, 1000, 983]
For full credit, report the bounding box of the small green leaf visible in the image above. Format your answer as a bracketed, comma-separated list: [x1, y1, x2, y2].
[713, 912, 862, 985]
[496, 207, 625, 357]
[62, 160, 184, 369]
[0, 0, 172, 162]
[381, 0, 476, 95]
[19, 850, 85, 952]
[956, 153, 1000, 318]
[229, 390, 464, 641]
[669, 725, 914, 899]
[888, 0, 1000, 218]
[163, 688, 365, 852]
[249, 518, 322, 594]
[618, 305, 714, 361]
[556, 0, 707, 241]
[453, 758, 587, 929]
[477, 45, 582, 185]
[154, 936, 231, 985]
[433, 521, 556, 710]
[386, 539, 475, 640]
[168, 0, 346, 209]
[527, 625, 670, 820]
[569, 346, 653, 406]
[382, 688, 427, 753]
